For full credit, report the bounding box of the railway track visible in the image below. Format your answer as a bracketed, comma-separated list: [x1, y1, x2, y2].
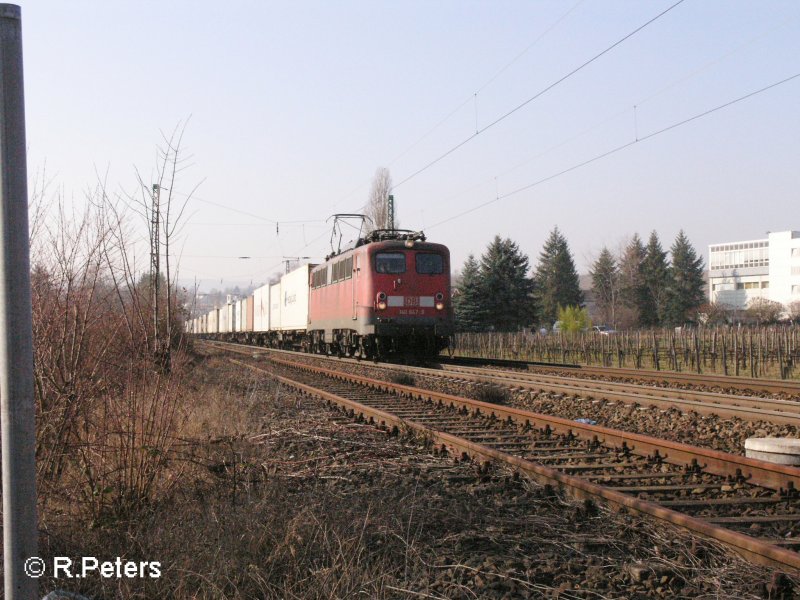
[201, 340, 800, 426]
[427, 361, 800, 425]
[445, 354, 800, 396]
[200, 340, 800, 572]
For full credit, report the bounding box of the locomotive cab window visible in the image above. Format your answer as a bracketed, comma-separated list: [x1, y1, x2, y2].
[416, 253, 443, 274]
[375, 252, 406, 274]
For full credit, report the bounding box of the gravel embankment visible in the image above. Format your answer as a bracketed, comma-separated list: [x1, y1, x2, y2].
[272, 352, 800, 456]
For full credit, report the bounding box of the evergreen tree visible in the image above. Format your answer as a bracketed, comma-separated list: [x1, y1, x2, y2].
[665, 230, 705, 326]
[534, 227, 583, 325]
[590, 247, 619, 327]
[479, 236, 535, 331]
[453, 254, 486, 331]
[640, 231, 670, 327]
[618, 234, 646, 328]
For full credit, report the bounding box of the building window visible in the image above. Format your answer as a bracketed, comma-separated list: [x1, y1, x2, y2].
[761, 281, 769, 288]
[792, 247, 800, 258]
[709, 242, 769, 270]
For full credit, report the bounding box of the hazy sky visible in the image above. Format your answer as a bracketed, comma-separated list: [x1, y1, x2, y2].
[18, 0, 800, 291]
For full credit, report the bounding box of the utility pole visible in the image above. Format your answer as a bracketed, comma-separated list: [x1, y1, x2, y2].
[283, 256, 310, 273]
[387, 194, 394, 231]
[0, 5, 38, 599]
[150, 183, 160, 357]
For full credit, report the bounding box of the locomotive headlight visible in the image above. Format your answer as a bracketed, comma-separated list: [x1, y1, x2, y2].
[404, 239, 414, 248]
[378, 301, 387, 310]
[377, 291, 387, 310]
[435, 292, 445, 310]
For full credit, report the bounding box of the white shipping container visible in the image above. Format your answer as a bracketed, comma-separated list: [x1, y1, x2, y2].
[269, 282, 281, 331]
[234, 299, 243, 332]
[208, 308, 219, 333]
[277, 264, 312, 331]
[253, 284, 270, 332]
[219, 303, 230, 333]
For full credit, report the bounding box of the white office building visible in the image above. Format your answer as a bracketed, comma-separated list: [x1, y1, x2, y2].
[708, 230, 800, 313]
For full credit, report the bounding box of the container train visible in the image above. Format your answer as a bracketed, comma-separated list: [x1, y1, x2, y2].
[187, 230, 454, 359]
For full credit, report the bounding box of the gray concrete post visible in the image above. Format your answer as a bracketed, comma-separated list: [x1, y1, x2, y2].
[0, 4, 39, 599]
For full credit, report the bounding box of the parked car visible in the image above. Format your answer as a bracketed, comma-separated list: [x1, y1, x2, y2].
[592, 325, 616, 335]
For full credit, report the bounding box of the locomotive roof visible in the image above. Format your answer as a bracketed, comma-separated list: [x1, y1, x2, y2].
[315, 239, 449, 269]
[364, 239, 448, 252]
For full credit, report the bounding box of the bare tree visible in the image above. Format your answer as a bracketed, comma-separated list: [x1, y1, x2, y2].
[696, 301, 733, 325]
[787, 300, 800, 323]
[127, 121, 199, 369]
[746, 297, 784, 324]
[365, 167, 392, 232]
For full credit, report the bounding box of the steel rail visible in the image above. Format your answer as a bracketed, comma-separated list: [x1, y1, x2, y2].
[199, 340, 800, 425]
[227, 354, 800, 572]
[195, 334, 800, 394]
[448, 355, 800, 395]
[429, 363, 800, 422]
[262, 354, 800, 491]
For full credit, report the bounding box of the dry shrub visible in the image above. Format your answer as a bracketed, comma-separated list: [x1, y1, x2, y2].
[30, 188, 190, 520]
[474, 382, 510, 405]
[67, 363, 188, 520]
[390, 372, 416, 387]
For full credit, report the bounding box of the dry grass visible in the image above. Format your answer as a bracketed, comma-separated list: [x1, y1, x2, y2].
[35, 353, 798, 599]
[474, 382, 511, 405]
[390, 372, 417, 387]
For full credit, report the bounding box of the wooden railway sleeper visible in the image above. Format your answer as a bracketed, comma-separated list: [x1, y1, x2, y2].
[523, 452, 613, 462]
[225, 351, 800, 571]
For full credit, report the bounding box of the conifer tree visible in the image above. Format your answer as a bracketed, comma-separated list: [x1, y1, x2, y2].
[534, 227, 583, 325]
[665, 230, 706, 326]
[640, 231, 670, 327]
[618, 234, 646, 328]
[590, 247, 619, 327]
[453, 254, 486, 331]
[479, 236, 535, 331]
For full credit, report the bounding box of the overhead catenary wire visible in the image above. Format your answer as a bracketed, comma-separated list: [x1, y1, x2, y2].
[385, 0, 585, 170]
[336, 0, 584, 216]
[186, 3, 790, 288]
[170, 189, 325, 226]
[345, 6, 789, 221]
[391, 0, 687, 192]
[425, 71, 800, 232]
[431, 17, 798, 203]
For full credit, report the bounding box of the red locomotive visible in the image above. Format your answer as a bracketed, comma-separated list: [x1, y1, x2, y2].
[308, 229, 453, 359]
[187, 225, 453, 359]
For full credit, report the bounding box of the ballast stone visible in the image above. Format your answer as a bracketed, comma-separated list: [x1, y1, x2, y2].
[744, 437, 800, 465]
